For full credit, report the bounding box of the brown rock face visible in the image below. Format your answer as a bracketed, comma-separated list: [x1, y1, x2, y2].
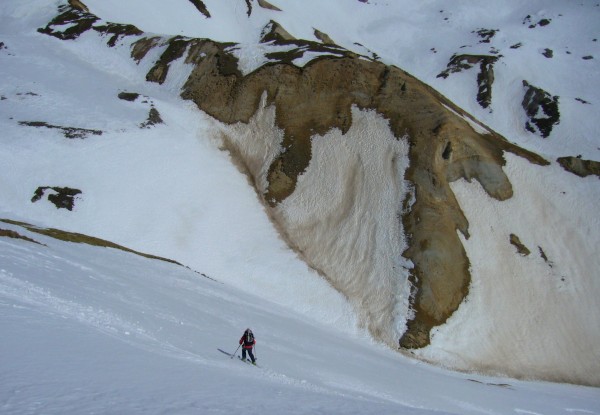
[37, 4, 549, 348]
[178, 38, 547, 347]
[557, 156, 600, 179]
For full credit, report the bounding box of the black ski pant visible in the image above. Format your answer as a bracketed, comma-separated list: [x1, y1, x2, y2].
[241, 347, 255, 362]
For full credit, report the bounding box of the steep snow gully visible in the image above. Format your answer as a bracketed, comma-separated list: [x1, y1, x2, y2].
[2, 0, 599, 388]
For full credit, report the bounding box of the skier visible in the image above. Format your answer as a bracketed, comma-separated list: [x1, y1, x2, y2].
[239, 328, 256, 364]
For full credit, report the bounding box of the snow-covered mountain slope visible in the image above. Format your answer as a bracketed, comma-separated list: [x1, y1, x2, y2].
[80, 0, 600, 160]
[2, 223, 599, 415]
[0, 0, 355, 332]
[1, 0, 599, 390]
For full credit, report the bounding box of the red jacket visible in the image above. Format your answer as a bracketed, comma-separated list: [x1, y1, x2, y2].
[239, 331, 256, 349]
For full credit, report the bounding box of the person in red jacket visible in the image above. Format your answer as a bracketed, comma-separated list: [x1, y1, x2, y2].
[239, 328, 256, 364]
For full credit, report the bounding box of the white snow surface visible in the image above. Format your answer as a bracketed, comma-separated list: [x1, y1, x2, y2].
[2, 224, 599, 414]
[1, 0, 600, 412]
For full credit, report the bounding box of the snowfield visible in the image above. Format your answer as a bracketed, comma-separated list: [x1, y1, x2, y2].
[1, 0, 599, 412]
[1, 225, 599, 414]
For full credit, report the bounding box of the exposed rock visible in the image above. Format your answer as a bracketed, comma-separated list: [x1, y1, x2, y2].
[146, 36, 191, 85]
[37, 4, 98, 40]
[437, 55, 484, 78]
[257, 0, 282, 12]
[1, 219, 183, 266]
[314, 29, 337, 46]
[93, 22, 143, 47]
[118, 91, 140, 101]
[117, 91, 162, 126]
[258, 22, 348, 64]
[38, 2, 142, 47]
[18, 121, 102, 139]
[524, 16, 552, 29]
[260, 20, 296, 43]
[68, 0, 89, 12]
[473, 28, 498, 43]
[522, 80, 560, 138]
[353, 42, 380, 61]
[16, 92, 39, 97]
[542, 48, 553, 58]
[31, 186, 82, 211]
[140, 106, 164, 128]
[437, 54, 499, 109]
[188, 0, 211, 18]
[178, 36, 547, 347]
[0, 228, 43, 245]
[582, 55, 594, 60]
[539, 246, 551, 265]
[557, 156, 600, 178]
[131, 36, 162, 63]
[510, 234, 531, 256]
[510, 42, 523, 49]
[245, 0, 284, 17]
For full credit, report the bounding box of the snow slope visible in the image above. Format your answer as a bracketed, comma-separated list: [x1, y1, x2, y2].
[2, 224, 599, 414]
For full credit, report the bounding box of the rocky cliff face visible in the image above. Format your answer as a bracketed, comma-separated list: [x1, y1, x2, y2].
[173, 31, 547, 347]
[39, 2, 548, 348]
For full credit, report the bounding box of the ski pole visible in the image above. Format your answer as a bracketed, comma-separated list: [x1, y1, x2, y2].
[231, 343, 241, 359]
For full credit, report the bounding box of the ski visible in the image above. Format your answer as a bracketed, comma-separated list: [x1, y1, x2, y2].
[217, 348, 234, 357]
[218, 348, 258, 367]
[238, 356, 259, 367]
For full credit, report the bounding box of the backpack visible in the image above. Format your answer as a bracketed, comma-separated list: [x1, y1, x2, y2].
[244, 330, 254, 345]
